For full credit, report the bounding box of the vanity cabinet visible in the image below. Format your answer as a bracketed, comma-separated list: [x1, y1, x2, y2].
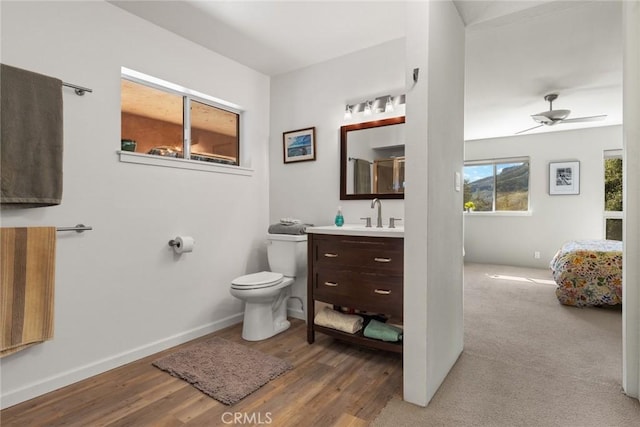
[306, 232, 403, 353]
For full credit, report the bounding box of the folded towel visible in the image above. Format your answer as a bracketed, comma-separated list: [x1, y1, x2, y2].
[267, 222, 312, 235]
[279, 217, 301, 225]
[1, 64, 63, 208]
[1, 227, 56, 357]
[363, 319, 403, 342]
[314, 307, 364, 334]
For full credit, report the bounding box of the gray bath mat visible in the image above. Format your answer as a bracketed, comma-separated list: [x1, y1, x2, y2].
[152, 336, 292, 405]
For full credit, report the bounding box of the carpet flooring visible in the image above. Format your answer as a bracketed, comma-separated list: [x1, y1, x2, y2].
[152, 336, 292, 405]
[373, 263, 640, 426]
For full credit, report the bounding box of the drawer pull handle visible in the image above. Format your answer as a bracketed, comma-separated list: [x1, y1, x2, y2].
[324, 282, 338, 287]
[374, 257, 391, 263]
[374, 289, 391, 295]
[324, 253, 338, 258]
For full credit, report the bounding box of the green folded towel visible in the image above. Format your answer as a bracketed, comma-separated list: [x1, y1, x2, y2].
[363, 319, 403, 342]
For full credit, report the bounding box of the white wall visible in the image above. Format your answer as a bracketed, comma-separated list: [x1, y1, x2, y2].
[464, 125, 623, 268]
[0, 1, 270, 408]
[404, 0, 465, 406]
[269, 39, 406, 227]
[622, 0, 640, 400]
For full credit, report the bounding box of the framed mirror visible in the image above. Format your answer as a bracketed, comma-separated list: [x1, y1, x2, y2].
[340, 116, 405, 200]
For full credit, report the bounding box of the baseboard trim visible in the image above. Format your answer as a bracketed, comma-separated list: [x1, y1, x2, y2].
[1, 313, 243, 409]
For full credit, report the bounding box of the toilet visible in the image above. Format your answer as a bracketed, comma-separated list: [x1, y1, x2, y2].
[230, 233, 307, 341]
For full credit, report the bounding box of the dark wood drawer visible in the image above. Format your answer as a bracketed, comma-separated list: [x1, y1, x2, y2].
[314, 269, 403, 319]
[313, 235, 403, 273]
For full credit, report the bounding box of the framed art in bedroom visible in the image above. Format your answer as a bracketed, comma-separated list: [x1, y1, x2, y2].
[283, 127, 316, 163]
[549, 161, 580, 195]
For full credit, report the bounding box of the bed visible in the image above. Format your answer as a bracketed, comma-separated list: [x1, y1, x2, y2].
[549, 240, 622, 307]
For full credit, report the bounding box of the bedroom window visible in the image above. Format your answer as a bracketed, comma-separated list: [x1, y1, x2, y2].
[604, 150, 623, 241]
[463, 158, 530, 212]
[120, 68, 241, 167]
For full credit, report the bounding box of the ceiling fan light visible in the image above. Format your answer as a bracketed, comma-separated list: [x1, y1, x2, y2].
[532, 109, 571, 124]
[531, 114, 554, 125]
[550, 109, 571, 120]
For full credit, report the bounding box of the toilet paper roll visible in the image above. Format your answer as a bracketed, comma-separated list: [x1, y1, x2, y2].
[173, 236, 195, 254]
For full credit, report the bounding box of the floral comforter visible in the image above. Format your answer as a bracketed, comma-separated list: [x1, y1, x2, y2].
[549, 240, 622, 307]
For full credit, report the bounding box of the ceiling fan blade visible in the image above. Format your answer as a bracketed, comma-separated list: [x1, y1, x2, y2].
[559, 114, 607, 124]
[515, 124, 543, 135]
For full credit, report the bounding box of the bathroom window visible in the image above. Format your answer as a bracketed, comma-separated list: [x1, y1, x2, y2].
[463, 158, 530, 212]
[120, 68, 241, 167]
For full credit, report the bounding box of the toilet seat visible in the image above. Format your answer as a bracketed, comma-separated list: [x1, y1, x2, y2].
[231, 271, 284, 290]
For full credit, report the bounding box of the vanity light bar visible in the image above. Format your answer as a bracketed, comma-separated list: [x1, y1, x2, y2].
[344, 94, 405, 120]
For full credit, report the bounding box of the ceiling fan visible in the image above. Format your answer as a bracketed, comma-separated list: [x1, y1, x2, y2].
[515, 93, 607, 134]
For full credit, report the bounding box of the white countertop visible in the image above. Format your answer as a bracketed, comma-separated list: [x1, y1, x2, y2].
[306, 224, 404, 238]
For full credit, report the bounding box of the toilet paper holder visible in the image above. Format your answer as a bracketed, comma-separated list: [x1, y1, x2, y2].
[168, 236, 195, 254]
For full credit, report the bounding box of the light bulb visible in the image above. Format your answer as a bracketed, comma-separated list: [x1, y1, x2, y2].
[364, 101, 372, 116]
[386, 96, 394, 112]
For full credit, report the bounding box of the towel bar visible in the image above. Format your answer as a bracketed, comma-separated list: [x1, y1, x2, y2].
[56, 224, 92, 233]
[62, 82, 92, 96]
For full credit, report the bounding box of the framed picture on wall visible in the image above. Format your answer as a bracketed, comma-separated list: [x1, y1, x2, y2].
[549, 161, 580, 195]
[283, 127, 316, 163]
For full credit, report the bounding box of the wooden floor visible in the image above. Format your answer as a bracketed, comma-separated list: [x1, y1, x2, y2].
[1, 319, 403, 426]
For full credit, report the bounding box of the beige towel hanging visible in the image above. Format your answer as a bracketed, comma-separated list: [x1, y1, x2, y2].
[1, 227, 56, 357]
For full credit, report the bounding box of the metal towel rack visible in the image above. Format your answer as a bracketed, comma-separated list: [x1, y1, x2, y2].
[56, 224, 92, 233]
[348, 157, 373, 164]
[62, 82, 92, 96]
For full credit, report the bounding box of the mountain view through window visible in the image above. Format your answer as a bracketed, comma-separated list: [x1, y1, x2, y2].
[464, 161, 529, 212]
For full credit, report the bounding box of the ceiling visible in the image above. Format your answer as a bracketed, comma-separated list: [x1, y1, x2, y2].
[110, 0, 623, 141]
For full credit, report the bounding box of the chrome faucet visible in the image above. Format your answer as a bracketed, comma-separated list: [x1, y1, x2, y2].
[371, 198, 383, 228]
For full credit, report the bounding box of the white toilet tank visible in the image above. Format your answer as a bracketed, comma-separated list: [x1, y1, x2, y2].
[267, 233, 307, 277]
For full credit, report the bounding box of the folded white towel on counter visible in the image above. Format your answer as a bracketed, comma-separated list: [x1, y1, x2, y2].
[314, 307, 364, 334]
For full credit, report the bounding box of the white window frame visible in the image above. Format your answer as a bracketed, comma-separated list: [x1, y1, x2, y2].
[118, 67, 252, 176]
[464, 156, 531, 215]
[603, 149, 623, 238]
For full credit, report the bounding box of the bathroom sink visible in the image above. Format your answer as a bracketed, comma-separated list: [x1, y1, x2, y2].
[305, 224, 404, 238]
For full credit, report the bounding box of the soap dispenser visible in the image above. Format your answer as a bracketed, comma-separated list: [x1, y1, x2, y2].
[334, 206, 344, 227]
